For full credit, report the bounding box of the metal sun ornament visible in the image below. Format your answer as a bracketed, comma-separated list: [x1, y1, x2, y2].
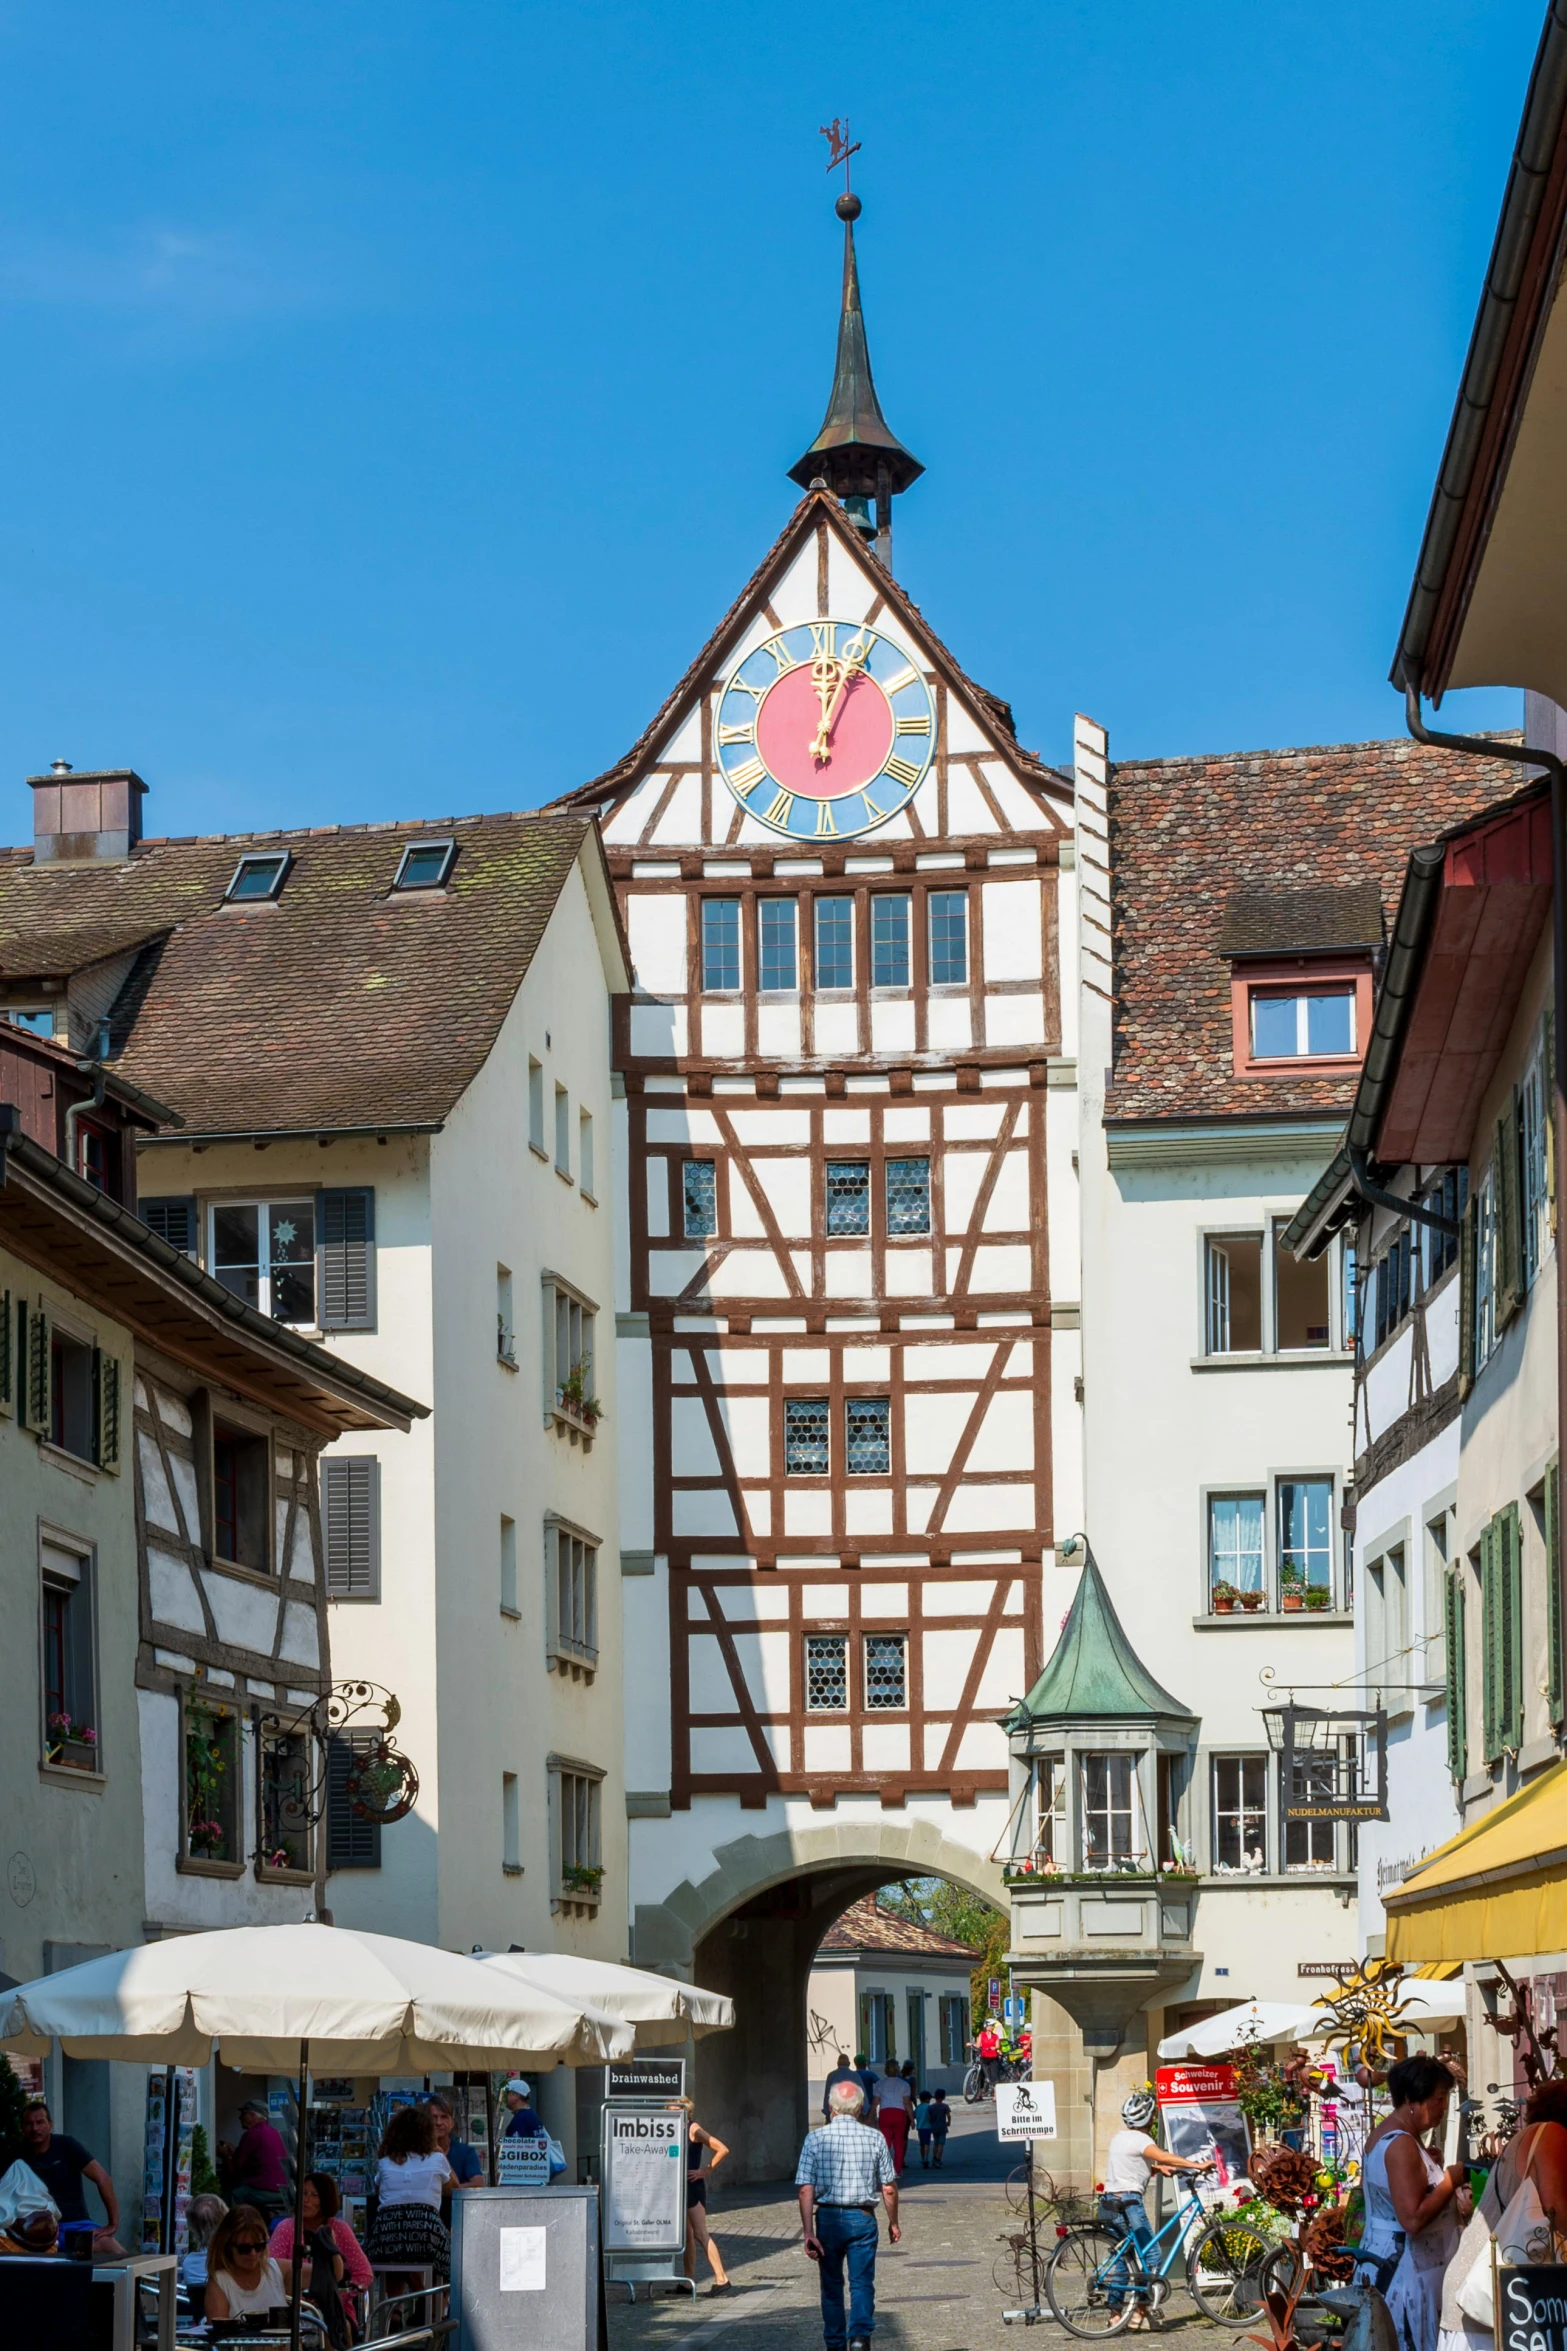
[1311, 1956, 1419, 2069]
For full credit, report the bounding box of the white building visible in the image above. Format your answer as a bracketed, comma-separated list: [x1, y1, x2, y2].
[0, 782, 631, 2157]
[551, 194, 1080, 2178]
[806, 1896, 977, 2097]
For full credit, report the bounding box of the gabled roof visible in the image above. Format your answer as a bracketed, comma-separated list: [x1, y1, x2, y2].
[547, 487, 1069, 812]
[0, 812, 627, 1139]
[1005, 1558, 1193, 1729]
[817, 1896, 980, 1961]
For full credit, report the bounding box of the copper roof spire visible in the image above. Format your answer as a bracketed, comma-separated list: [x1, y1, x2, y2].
[789, 164, 922, 565]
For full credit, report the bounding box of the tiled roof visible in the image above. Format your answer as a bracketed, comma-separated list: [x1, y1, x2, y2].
[1104, 734, 1513, 1124]
[1217, 881, 1384, 960]
[817, 1896, 981, 1960]
[0, 811, 600, 1135]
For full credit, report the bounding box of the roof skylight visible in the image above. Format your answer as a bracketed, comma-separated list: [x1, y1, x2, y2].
[393, 840, 455, 892]
[225, 851, 290, 904]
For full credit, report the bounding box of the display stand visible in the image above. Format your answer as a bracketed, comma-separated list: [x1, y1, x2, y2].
[599, 2100, 693, 2303]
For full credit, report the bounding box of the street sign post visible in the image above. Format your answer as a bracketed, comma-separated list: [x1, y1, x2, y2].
[996, 2082, 1057, 2142]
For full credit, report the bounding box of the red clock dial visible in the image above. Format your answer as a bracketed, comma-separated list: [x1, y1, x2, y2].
[755, 663, 895, 800]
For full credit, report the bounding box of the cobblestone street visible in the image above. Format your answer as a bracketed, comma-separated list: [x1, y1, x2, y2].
[606, 2105, 1223, 2351]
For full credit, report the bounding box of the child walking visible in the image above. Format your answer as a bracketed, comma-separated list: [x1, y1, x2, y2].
[914, 2092, 934, 2169]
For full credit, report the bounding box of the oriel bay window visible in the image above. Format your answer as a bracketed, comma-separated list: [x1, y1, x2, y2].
[1081, 1752, 1139, 1871]
[1036, 1754, 1067, 1864]
[1014, 1733, 1190, 1876]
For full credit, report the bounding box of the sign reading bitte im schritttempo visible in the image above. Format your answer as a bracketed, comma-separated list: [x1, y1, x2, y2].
[606, 2058, 685, 2101]
[996, 2082, 1058, 2142]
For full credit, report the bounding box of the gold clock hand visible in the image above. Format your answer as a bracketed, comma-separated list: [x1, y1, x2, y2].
[811, 649, 866, 765]
[810, 656, 842, 763]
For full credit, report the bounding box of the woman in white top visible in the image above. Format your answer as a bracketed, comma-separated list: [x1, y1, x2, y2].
[365, 2104, 455, 2284]
[203, 2205, 293, 2323]
[1355, 2055, 1468, 2351]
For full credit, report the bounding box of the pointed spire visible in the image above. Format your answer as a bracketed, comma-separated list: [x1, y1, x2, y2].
[789, 192, 923, 558]
[1004, 1557, 1195, 1729]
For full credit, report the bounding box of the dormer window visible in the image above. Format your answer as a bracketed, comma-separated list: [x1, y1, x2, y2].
[4, 1006, 55, 1037]
[225, 851, 290, 904]
[1250, 986, 1356, 1061]
[1219, 883, 1379, 1080]
[393, 839, 455, 892]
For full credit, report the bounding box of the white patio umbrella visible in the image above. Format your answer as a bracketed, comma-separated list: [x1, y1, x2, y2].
[475, 1950, 734, 2047]
[1157, 1999, 1316, 2060]
[0, 1923, 635, 2351]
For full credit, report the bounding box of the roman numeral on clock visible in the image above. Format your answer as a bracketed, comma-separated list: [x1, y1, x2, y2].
[718, 721, 755, 746]
[883, 663, 920, 695]
[809, 621, 836, 659]
[895, 714, 931, 736]
[764, 637, 795, 673]
[815, 800, 837, 836]
[882, 755, 923, 788]
[765, 789, 794, 827]
[728, 756, 766, 792]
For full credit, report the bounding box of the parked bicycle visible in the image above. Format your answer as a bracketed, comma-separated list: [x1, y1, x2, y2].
[1045, 2169, 1279, 2336]
[963, 2045, 1028, 2102]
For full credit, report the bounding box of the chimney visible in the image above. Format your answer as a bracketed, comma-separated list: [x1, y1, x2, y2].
[28, 761, 147, 862]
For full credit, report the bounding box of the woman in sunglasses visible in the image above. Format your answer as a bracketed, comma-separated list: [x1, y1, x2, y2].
[204, 2202, 309, 2322]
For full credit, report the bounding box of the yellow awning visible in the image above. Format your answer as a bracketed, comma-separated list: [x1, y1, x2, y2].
[1410, 1961, 1464, 1980]
[1385, 1760, 1567, 1965]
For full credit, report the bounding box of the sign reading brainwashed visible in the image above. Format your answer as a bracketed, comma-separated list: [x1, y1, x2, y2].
[1500, 2265, 1567, 2351]
[606, 2058, 685, 2101]
[497, 2134, 550, 2187]
[1155, 2065, 1251, 2188]
[996, 2081, 1057, 2142]
[601, 2107, 687, 2254]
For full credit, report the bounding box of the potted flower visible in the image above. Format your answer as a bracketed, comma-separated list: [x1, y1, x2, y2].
[188, 1816, 227, 1857]
[1303, 1585, 1332, 1612]
[557, 1361, 602, 1429]
[46, 1712, 98, 1770]
[562, 1862, 603, 1896]
[1280, 1565, 1305, 1613]
[1211, 1581, 1239, 1615]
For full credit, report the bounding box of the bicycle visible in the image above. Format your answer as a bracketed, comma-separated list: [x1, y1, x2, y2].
[964, 2047, 1028, 2102]
[1044, 2170, 1281, 2336]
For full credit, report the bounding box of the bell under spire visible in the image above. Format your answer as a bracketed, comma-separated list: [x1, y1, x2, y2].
[789, 191, 923, 565]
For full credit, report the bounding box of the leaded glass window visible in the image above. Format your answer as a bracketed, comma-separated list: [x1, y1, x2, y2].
[885, 1157, 930, 1235]
[683, 1162, 717, 1238]
[864, 1633, 907, 1711]
[826, 1162, 870, 1235]
[845, 1396, 890, 1475]
[806, 1634, 848, 1711]
[785, 1397, 830, 1474]
[759, 897, 798, 990]
[871, 895, 911, 988]
[929, 890, 968, 984]
[815, 897, 854, 989]
[701, 898, 741, 991]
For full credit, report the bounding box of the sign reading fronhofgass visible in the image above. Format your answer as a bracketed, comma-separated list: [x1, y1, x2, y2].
[606, 2058, 685, 2101]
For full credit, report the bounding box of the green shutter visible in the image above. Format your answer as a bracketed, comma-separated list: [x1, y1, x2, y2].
[1496, 1108, 1523, 1328]
[1548, 1461, 1563, 1728]
[24, 1304, 50, 1434]
[1481, 1519, 1500, 1761]
[1459, 1196, 1477, 1399]
[1547, 1010, 1558, 1236]
[93, 1348, 121, 1473]
[1445, 1569, 1468, 1779]
[1499, 1503, 1524, 1751]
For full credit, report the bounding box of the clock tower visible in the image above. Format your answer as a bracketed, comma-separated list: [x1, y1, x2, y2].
[551, 191, 1079, 2179]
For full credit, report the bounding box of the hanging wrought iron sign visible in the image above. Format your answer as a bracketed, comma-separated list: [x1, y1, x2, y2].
[252, 1681, 417, 1862]
[345, 1737, 419, 1825]
[1260, 1696, 1389, 1821]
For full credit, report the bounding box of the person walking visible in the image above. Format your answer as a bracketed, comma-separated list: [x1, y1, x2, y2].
[913, 2093, 934, 2170]
[1101, 2090, 1212, 2331]
[823, 2055, 858, 2120]
[976, 2021, 1002, 2091]
[19, 2099, 123, 2252]
[874, 2063, 913, 2176]
[502, 2079, 545, 2139]
[853, 2054, 880, 2118]
[677, 2099, 732, 2293]
[928, 2093, 951, 2168]
[796, 2080, 899, 2351]
[1354, 2055, 1467, 2351]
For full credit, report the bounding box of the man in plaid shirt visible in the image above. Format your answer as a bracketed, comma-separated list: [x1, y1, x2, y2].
[796, 2080, 900, 2349]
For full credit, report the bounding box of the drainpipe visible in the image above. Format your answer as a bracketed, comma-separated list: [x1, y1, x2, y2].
[63, 1058, 108, 1178]
[1404, 680, 1567, 1595]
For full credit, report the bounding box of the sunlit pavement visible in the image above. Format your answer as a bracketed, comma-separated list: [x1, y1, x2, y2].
[604, 2100, 1220, 2351]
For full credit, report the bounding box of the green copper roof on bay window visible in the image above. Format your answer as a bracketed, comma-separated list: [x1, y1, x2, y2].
[1005, 1558, 1195, 1729]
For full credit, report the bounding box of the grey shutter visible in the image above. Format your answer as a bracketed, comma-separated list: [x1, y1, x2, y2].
[317, 1188, 376, 1331]
[1496, 1108, 1523, 1329]
[92, 1349, 121, 1472]
[1547, 1461, 1563, 1728]
[140, 1196, 197, 1255]
[1458, 1196, 1476, 1400]
[323, 1457, 380, 1599]
[325, 1734, 381, 1869]
[1444, 1570, 1467, 1780]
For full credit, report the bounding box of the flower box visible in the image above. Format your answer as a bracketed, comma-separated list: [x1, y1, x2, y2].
[1239, 1591, 1265, 1613]
[1281, 1590, 1305, 1613]
[1211, 1594, 1237, 1614]
[51, 1737, 99, 1772]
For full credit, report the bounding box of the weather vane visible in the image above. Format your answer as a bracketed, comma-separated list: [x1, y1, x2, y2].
[820, 118, 861, 195]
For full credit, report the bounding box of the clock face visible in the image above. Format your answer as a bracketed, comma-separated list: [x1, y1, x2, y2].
[715, 620, 935, 841]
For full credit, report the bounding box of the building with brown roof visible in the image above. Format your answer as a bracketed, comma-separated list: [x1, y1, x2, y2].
[0, 773, 633, 2170]
[807, 1897, 980, 2096]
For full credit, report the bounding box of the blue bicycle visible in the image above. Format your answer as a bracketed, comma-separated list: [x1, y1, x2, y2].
[1045, 2170, 1280, 2335]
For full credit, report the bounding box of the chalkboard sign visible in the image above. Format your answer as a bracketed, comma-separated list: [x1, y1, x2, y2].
[1499, 2263, 1567, 2351]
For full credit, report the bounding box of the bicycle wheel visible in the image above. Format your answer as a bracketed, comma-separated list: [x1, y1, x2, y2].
[963, 2062, 986, 2104]
[1187, 2217, 1278, 2326]
[994, 2236, 1048, 2301]
[1007, 2162, 1058, 2216]
[1045, 2226, 1138, 2337]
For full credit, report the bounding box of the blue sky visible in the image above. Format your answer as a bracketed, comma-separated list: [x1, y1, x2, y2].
[0, 1, 1540, 844]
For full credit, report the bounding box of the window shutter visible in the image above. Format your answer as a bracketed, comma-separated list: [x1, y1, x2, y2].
[1500, 1503, 1524, 1752]
[323, 1457, 380, 1598]
[92, 1348, 121, 1473]
[317, 1189, 376, 1330]
[0, 1288, 10, 1413]
[1548, 1460, 1563, 1728]
[1547, 1010, 1559, 1236]
[140, 1196, 198, 1255]
[24, 1304, 50, 1434]
[1444, 1569, 1467, 1779]
[1481, 1520, 1499, 1761]
[1496, 1109, 1523, 1328]
[1458, 1196, 1477, 1400]
[325, 1734, 381, 1869]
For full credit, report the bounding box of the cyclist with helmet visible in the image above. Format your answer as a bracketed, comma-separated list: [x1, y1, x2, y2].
[1102, 2090, 1212, 2330]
